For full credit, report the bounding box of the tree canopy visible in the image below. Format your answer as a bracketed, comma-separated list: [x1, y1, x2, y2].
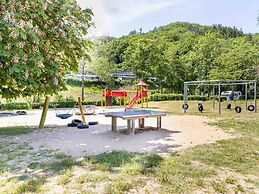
[92, 22, 259, 92]
[0, 0, 93, 98]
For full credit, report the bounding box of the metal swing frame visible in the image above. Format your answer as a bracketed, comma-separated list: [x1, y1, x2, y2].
[183, 80, 257, 114]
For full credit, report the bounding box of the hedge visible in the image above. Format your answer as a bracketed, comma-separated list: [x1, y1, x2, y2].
[149, 93, 228, 101]
[0, 100, 103, 110]
[66, 78, 103, 87]
[0, 102, 31, 110]
[149, 93, 183, 101]
[0, 94, 230, 110]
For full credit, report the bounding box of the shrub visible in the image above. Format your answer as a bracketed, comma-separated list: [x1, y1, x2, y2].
[149, 93, 184, 101]
[149, 93, 227, 102]
[0, 102, 31, 110]
[66, 78, 103, 88]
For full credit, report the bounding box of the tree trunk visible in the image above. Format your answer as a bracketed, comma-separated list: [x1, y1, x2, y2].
[81, 65, 85, 102]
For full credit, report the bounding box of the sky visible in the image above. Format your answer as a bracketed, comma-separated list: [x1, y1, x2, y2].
[77, 0, 259, 37]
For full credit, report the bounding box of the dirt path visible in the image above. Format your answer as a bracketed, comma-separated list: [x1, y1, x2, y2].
[0, 110, 233, 157]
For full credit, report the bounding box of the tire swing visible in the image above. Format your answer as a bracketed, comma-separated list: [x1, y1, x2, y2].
[67, 119, 83, 127]
[88, 121, 99, 125]
[247, 105, 255, 112]
[182, 104, 189, 110]
[235, 106, 242, 113]
[226, 104, 231, 110]
[197, 103, 204, 113]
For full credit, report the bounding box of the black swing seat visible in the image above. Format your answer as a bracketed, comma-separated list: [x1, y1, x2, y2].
[56, 113, 73, 119]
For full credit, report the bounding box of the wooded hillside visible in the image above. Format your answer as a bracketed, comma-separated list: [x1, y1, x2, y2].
[92, 22, 259, 92]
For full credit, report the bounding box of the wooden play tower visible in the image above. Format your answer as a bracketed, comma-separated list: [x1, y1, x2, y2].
[135, 81, 149, 108]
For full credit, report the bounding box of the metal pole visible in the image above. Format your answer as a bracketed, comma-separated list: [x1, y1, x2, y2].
[184, 83, 188, 113]
[212, 85, 215, 109]
[245, 84, 248, 111]
[39, 96, 50, 128]
[254, 82, 257, 113]
[218, 82, 221, 114]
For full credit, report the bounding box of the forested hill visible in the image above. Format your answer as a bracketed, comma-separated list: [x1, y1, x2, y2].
[92, 22, 259, 93]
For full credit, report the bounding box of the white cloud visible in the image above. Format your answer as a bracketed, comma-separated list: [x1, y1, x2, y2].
[77, 0, 185, 36]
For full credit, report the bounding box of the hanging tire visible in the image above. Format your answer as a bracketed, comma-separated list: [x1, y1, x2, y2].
[247, 105, 255, 112]
[182, 104, 189, 110]
[227, 104, 231, 110]
[88, 121, 99, 125]
[77, 123, 89, 129]
[67, 123, 77, 127]
[198, 104, 203, 112]
[235, 106, 242, 113]
[16, 111, 27, 115]
[72, 119, 83, 126]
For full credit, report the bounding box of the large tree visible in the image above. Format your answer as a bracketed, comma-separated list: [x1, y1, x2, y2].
[0, 0, 93, 98]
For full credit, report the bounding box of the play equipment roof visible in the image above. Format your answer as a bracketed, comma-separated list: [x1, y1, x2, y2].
[136, 81, 149, 86]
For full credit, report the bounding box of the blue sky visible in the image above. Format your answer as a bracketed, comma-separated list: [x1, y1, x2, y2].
[77, 0, 259, 37]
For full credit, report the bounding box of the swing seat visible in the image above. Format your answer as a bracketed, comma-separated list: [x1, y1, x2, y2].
[56, 114, 73, 119]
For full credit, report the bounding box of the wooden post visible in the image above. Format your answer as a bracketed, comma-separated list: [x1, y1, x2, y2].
[78, 97, 86, 123]
[39, 96, 50, 129]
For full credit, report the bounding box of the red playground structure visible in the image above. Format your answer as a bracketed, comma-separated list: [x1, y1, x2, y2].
[101, 89, 128, 107]
[101, 81, 149, 109]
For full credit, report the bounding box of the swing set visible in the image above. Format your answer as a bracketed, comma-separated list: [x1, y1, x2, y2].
[39, 96, 86, 128]
[183, 80, 257, 114]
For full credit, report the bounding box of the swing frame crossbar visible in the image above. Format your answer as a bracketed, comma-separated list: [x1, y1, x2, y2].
[183, 80, 257, 114]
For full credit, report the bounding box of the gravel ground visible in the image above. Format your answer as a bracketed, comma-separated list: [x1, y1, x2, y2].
[0, 108, 233, 157]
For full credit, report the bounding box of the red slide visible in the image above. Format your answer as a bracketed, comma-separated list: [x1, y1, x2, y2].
[126, 92, 142, 109]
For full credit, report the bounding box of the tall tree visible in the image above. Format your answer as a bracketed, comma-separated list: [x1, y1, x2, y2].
[0, 0, 93, 98]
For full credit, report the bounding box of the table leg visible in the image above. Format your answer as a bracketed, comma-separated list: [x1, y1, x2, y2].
[138, 118, 145, 129]
[127, 119, 136, 135]
[127, 119, 131, 133]
[131, 119, 135, 135]
[157, 117, 161, 130]
[112, 117, 117, 131]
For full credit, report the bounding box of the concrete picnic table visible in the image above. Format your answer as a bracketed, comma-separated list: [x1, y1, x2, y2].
[102, 109, 170, 134]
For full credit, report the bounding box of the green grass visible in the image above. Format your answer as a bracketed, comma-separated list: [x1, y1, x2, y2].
[184, 137, 259, 175]
[0, 126, 32, 136]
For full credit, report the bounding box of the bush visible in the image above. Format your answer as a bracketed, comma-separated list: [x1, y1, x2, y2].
[188, 95, 208, 101]
[66, 78, 103, 88]
[49, 101, 77, 108]
[149, 93, 227, 102]
[0, 102, 31, 110]
[149, 93, 184, 101]
[209, 96, 227, 101]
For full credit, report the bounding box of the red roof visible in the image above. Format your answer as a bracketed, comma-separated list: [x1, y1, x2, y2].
[136, 81, 149, 86]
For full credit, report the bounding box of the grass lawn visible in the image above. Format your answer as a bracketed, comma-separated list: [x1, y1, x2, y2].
[0, 101, 258, 193]
[0, 126, 32, 136]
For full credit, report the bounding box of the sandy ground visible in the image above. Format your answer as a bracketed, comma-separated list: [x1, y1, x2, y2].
[0, 108, 233, 157]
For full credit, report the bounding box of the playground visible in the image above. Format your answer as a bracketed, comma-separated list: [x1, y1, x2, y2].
[1, 2, 259, 192]
[0, 99, 258, 193]
[0, 107, 232, 157]
[0, 80, 258, 193]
